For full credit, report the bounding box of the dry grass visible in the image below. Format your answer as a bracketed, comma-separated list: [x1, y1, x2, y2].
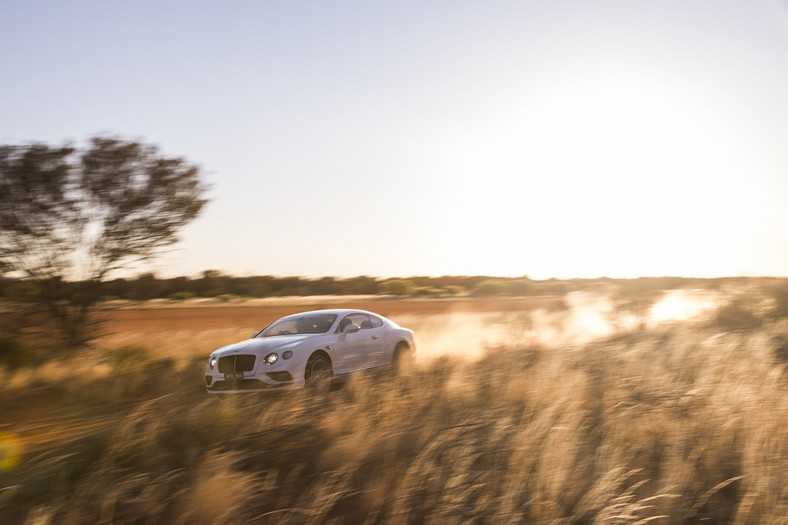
[1, 292, 787, 523]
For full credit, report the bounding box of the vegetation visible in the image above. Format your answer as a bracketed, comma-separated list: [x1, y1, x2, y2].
[3, 273, 784, 306]
[0, 136, 207, 348]
[471, 279, 506, 296]
[1, 285, 787, 523]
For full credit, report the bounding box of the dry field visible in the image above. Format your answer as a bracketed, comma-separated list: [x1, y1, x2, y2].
[98, 296, 557, 339]
[1, 291, 787, 523]
[94, 296, 559, 363]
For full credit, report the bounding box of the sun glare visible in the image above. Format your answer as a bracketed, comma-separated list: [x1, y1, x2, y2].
[444, 77, 735, 278]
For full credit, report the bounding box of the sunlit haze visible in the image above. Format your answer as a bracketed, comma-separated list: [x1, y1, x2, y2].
[2, 0, 787, 279]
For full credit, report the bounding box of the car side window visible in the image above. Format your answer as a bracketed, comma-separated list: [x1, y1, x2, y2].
[338, 314, 360, 332]
[354, 314, 374, 330]
[368, 315, 384, 328]
[337, 313, 371, 332]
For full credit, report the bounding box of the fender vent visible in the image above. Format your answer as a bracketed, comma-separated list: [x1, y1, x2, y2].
[266, 371, 293, 382]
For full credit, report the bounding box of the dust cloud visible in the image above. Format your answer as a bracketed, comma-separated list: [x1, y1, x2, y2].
[649, 289, 721, 322]
[392, 290, 722, 363]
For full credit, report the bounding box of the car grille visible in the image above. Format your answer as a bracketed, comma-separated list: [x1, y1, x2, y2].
[218, 354, 256, 373]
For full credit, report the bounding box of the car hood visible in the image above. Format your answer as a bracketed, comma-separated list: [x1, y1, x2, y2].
[213, 334, 316, 356]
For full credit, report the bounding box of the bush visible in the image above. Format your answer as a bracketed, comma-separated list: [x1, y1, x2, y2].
[471, 280, 505, 296]
[538, 281, 569, 295]
[169, 291, 195, 302]
[381, 279, 415, 296]
[442, 285, 466, 296]
[0, 337, 43, 370]
[506, 278, 535, 295]
[774, 335, 788, 363]
[713, 297, 763, 331]
[412, 287, 443, 297]
[767, 281, 788, 319]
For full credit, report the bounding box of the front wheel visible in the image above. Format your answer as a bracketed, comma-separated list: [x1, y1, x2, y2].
[305, 355, 332, 394]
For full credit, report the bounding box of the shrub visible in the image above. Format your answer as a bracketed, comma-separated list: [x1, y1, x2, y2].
[471, 279, 505, 296]
[0, 337, 43, 370]
[412, 287, 442, 297]
[381, 279, 415, 296]
[767, 281, 788, 319]
[443, 285, 466, 296]
[774, 335, 788, 363]
[169, 291, 195, 302]
[506, 278, 535, 295]
[713, 297, 763, 331]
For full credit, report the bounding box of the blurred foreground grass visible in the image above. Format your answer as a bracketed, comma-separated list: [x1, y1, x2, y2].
[1, 292, 787, 523]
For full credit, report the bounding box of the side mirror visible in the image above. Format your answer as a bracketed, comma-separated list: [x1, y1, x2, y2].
[343, 323, 360, 334]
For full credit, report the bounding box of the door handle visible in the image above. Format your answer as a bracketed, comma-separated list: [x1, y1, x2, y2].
[372, 335, 378, 339]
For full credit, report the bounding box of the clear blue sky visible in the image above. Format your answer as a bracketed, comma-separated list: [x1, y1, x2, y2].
[2, 0, 787, 279]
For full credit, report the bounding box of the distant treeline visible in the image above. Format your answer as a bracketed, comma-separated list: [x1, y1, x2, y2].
[0, 272, 775, 303]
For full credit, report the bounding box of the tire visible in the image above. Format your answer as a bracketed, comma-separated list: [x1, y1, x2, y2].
[305, 355, 332, 394]
[392, 342, 411, 375]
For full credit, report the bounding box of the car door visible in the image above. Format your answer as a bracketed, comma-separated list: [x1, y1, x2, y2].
[331, 313, 364, 374]
[333, 313, 384, 372]
[363, 314, 389, 367]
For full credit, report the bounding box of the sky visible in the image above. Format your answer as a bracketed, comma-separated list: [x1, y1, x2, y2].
[2, 0, 787, 280]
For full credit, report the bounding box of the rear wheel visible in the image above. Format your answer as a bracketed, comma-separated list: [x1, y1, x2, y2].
[392, 342, 412, 375]
[305, 355, 332, 394]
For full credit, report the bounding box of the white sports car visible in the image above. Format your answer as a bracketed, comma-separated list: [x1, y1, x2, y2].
[205, 309, 416, 393]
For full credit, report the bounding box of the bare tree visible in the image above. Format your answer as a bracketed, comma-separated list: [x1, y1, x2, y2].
[0, 136, 208, 347]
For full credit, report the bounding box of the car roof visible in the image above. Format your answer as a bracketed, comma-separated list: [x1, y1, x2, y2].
[287, 309, 381, 317]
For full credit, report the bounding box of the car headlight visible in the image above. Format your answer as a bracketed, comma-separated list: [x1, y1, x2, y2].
[209, 355, 217, 369]
[264, 353, 279, 365]
[283, 350, 293, 360]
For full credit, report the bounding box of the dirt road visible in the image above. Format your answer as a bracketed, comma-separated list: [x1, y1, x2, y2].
[100, 296, 559, 334]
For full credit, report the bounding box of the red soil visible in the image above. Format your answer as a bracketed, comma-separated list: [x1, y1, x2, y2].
[100, 297, 558, 334]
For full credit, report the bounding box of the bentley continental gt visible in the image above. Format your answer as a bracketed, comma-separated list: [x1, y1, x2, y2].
[205, 309, 416, 393]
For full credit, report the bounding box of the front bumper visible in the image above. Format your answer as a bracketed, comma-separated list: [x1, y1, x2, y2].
[206, 351, 308, 393]
[205, 369, 303, 393]
[206, 377, 293, 393]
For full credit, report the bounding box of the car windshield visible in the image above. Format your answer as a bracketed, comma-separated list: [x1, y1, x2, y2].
[259, 313, 337, 337]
